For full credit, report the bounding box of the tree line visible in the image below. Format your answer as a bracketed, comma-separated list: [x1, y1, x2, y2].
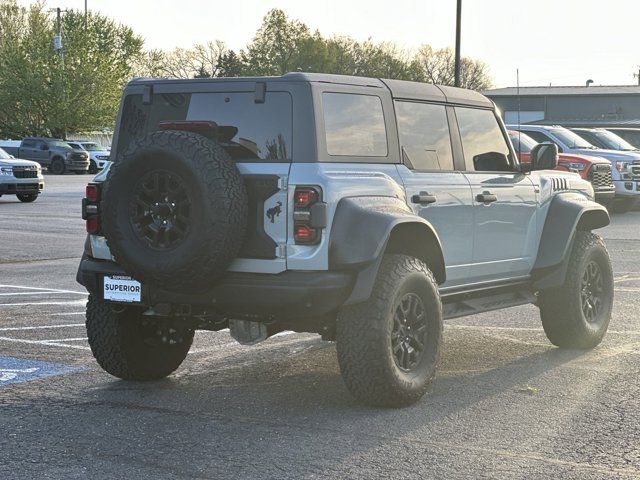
[0, 3, 492, 139]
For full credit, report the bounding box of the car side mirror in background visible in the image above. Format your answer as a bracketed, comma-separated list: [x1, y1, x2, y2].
[530, 142, 558, 170]
[473, 151, 511, 172]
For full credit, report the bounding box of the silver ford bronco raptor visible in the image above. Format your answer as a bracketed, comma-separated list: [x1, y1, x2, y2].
[77, 73, 614, 407]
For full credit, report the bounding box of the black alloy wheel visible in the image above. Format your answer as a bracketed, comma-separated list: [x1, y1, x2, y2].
[129, 170, 192, 251]
[392, 293, 428, 372]
[581, 260, 604, 323]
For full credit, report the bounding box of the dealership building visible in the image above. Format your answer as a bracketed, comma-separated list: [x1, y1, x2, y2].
[484, 85, 640, 128]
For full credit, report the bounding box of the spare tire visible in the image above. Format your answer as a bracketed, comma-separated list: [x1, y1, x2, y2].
[101, 130, 248, 292]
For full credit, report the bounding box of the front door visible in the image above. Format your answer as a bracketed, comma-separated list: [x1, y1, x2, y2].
[454, 106, 539, 283]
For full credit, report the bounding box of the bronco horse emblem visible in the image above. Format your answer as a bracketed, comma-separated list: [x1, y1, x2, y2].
[266, 201, 283, 223]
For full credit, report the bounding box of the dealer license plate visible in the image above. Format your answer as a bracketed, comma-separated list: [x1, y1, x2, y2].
[103, 275, 142, 303]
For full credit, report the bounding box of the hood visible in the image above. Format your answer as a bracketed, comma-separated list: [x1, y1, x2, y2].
[0, 157, 41, 168]
[571, 148, 640, 163]
[558, 153, 610, 165]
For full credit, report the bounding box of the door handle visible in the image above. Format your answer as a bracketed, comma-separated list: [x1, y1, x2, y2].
[476, 192, 497, 204]
[411, 192, 437, 205]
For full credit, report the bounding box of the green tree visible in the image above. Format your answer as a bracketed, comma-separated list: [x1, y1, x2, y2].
[0, 0, 143, 138]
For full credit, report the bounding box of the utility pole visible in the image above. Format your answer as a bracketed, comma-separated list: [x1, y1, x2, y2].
[635, 67, 640, 86]
[454, 0, 462, 87]
[52, 7, 67, 138]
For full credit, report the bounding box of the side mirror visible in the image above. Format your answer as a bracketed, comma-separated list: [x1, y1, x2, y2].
[473, 151, 511, 172]
[530, 142, 558, 170]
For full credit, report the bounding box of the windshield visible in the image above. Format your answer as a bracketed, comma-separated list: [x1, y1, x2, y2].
[48, 140, 73, 149]
[508, 131, 537, 154]
[81, 142, 103, 151]
[0, 148, 11, 159]
[550, 128, 596, 149]
[590, 130, 638, 151]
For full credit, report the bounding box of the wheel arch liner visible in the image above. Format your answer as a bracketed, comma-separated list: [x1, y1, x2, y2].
[534, 193, 609, 272]
[329, 196, 446, 305]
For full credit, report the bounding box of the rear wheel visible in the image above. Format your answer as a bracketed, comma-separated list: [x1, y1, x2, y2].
[16, 193, 37, 203]
[86, 295, 194, 380]
[336, 254, 443, 407]
[49, 157, 66, 175]
[538, 231, 613, 349]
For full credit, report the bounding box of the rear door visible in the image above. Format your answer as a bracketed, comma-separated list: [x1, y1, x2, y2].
[395, 101, 474, 288]
[114, 84, 293, 273]
[455, 107, 538, 283]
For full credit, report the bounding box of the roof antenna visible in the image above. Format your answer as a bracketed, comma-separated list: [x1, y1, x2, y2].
[517, 68, 521, 159]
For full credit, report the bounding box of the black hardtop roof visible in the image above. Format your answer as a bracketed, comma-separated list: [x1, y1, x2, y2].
[129, 72, 493, 108]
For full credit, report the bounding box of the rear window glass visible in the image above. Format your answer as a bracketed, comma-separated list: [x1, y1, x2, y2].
[117, 91, 292, 162]
[322, 93, 387, 157]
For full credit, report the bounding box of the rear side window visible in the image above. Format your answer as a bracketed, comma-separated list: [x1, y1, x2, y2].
[117, 91, 292, 162]
[322, 93, 387, 157]
[395, 101, 453, 170]
[455, 107, 510, 171]
[22, 139, 36, 148]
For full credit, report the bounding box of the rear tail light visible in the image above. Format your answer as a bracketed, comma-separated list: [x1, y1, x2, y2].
[82, 183, 102, 234]
[86, 184, 100, 202]
[293, 186, 324, 245]
[86, 215, 101, 234]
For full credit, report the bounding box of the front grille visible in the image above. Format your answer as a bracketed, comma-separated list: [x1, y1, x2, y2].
[13, 166, 38, 179]
[589, 164, 614, 189]
[632, 164, 640, 179]
[71, 153, 87, 161]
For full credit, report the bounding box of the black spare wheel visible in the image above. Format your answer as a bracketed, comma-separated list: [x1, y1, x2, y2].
[101, 130, 248, 291]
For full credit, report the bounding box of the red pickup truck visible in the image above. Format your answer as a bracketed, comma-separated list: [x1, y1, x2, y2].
[508, 130, 615, 206]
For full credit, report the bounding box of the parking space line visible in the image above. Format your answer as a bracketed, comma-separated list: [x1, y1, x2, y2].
[0, 291, 87, 296]
[36, 338, 87, 343]
[0, 300, 87, 307]
[0, 336, 90, 351]
[0, 323, 84, 332]
[52, 312, 85, 316]
[0, 284, 87, 295]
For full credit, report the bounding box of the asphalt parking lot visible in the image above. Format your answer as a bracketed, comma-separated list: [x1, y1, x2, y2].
[1, 175, 640, 479]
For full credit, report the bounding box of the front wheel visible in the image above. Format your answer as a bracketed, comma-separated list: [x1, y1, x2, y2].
[86, 295, 194, 380]
[49, 158, 66, 175]
[538, 231, 613, 349]
[16, 193, 38, 203]
[336, 254, 443, 407]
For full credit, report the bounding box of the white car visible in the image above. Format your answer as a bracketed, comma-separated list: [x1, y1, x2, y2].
[0, 147, 44, 202]
[67, 141, 111, 174]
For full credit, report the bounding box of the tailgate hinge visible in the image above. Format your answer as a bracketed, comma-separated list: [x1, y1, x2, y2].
[278, 176, 288, 191]
[277, 244, 287, 259]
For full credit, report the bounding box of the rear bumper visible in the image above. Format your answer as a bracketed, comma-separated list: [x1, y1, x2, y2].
[77, 256, 355, 320]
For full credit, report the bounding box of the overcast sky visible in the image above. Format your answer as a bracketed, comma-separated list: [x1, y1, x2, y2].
[16, 0, 640, 88]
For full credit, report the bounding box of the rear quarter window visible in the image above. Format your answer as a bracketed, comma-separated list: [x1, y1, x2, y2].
[322, 92, 387, 157]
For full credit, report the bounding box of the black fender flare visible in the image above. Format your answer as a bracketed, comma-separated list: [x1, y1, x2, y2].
[533, 192, 609, 289]
[329, 196, 446, 305]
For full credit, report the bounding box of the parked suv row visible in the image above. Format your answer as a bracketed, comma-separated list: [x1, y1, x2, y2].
[508, 124, 640, 212]
[508, 130, 615, 206]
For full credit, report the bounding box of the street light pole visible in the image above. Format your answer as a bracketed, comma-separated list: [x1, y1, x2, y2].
[52, 7, 67, 138]
[454, 0, 462, 87]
